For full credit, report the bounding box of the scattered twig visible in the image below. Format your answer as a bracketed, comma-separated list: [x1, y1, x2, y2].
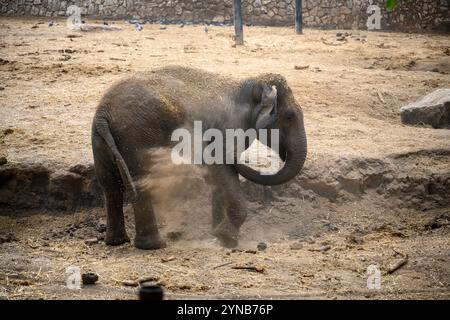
[392, 248, 408, 258]
[79, 24, 122, 32]
[386, 250, 409, 275]
[231, 265, 266, 273]
[212, 262, 233, 270]
[35, 267, 42, 279]
[112, 275, 159, 287]
[294, 65, 309, 70]
[161, 256, 176, 263]
[112, 277, 138, 287]
[377, 91, 385, 104]
[386, 257, 408, 274]
[308, 245, 331, 252]
[321, 37, 347, 46]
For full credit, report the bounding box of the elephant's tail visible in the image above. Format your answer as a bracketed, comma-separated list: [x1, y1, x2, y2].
[94, 112, 138, 202]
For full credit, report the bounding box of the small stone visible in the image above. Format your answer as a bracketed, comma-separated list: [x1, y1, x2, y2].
[82, 272, 99, 285]
[0, 233, 17, 244]
[257, 242, 267, 251]
[3, 128, 14, 135]
[290, 242, 303, 250]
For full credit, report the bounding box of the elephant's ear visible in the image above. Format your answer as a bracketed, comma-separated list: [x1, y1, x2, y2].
[255, 85, 278, 130]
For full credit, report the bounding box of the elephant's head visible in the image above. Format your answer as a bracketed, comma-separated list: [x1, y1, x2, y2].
[235, 74, 307, 185]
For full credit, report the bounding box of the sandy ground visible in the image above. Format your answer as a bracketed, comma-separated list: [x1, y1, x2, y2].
[0, 17, 449, 300]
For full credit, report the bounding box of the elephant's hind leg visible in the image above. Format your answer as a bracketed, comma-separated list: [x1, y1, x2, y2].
[93, 134, 129, 246]
[104, 190, 130, 245]
[133, 189, 166, 250]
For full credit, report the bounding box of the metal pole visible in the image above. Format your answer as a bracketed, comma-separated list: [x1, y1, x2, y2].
[233, 0, 244, 45]
[295, 0, 303, 34]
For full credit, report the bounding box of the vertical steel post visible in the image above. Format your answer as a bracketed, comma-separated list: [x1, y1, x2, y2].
[234, 0, 244, 45]
[295, 0, 303, 34]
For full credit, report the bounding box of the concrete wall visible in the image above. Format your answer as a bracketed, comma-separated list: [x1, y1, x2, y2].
[1, 0, 449, 31]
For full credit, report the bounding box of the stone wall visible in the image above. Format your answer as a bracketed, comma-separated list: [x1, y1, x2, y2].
[0, 0, 449, 32]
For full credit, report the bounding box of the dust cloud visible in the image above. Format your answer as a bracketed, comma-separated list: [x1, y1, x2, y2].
[135, 140, 285, 245]
[137, 147, 213, 242]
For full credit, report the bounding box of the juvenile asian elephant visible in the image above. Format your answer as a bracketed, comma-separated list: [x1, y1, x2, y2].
[91, 66, 307, 249]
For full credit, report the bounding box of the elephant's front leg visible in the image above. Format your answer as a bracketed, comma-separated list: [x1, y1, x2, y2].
[210, 165, 247, 248]
[133, 189, 166, 250]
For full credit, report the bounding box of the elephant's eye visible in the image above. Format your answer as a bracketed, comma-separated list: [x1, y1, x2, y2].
[285, 109, 295, 120]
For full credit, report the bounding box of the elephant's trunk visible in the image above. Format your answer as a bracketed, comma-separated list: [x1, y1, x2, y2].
[235, 117, 307, 186]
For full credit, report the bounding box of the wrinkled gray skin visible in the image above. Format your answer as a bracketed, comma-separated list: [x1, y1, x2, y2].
[92, 66, 307, 249]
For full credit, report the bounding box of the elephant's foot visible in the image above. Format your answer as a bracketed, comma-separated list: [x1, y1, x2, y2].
[134, 234, 166, 250]
[213, 222, 239, 248]
[105, 231, 130, 246]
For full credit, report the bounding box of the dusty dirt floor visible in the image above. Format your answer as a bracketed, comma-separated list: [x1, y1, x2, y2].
[0, 17, 449, 300]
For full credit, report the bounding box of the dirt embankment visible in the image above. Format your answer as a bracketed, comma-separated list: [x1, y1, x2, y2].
[1, 148, 449, 212]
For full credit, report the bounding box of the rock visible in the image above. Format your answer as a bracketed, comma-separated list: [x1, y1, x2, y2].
[0, 233, 17, 244]
[290, 242, 303, 250]
[257, 242, 267, 251]
[3, 128, 14, 135]
[82, 272, 99, 285]
[0, 157, 7, 166]
[400, 89, 450, 129]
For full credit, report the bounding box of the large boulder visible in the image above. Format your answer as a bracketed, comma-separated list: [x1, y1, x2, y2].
[400, 89, 450, 129]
